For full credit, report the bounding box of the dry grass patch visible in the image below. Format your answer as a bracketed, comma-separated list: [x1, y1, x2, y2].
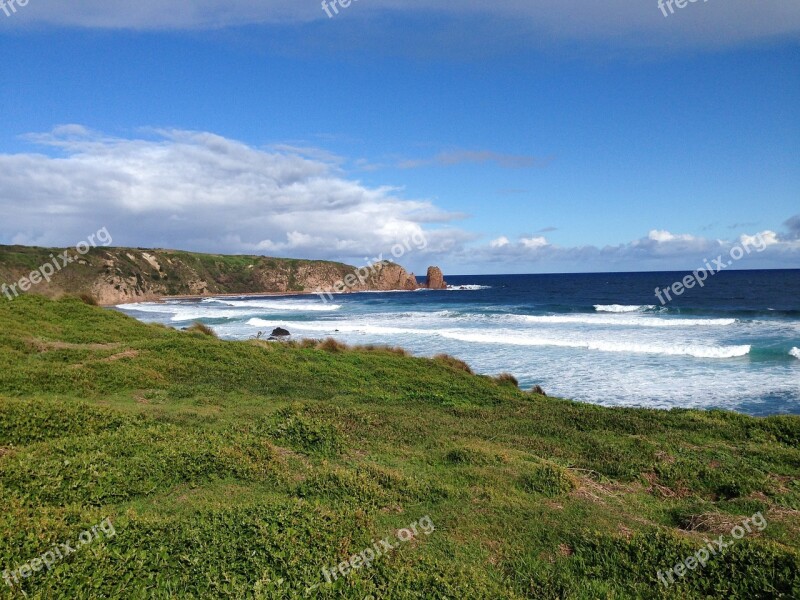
[433, 353, 474, 374]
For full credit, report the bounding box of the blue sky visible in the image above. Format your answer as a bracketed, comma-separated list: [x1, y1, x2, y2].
[0, 1, 798, 274]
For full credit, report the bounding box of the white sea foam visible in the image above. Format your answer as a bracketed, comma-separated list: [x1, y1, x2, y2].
[791, 347, 800, 359]
[446, 284, 491, 291]
[116, 302, 172, 312]
[212, 299, 340, 311]
[438, 330, 751, 359]
[363, 310, 736, 329]
[374, 310, 460, 321]
[117, 299, 340, 323]
[514, 314, 736, 328]
[116, 303, 227, 322]
[175, 308, 257, 322]
[594, 304, 657, 313]
[246, 318, 416, 336]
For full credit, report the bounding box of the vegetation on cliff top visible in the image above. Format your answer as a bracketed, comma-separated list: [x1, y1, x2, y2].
[0, 295, 798, 598]
[0, 245, 413, 304]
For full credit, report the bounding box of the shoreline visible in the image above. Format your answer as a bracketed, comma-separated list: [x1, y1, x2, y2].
[101, 289, 328, 307]
[107, 287, 429, 306]
[161, 290, 321, 302]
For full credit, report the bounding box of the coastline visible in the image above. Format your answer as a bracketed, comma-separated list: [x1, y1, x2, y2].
[110, 270, 800, 416]
[108, 287, 428, 306]
[156, 290, 320, 303]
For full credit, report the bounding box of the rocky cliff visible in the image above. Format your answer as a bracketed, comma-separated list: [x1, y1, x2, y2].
[0, 246, 424, 305]
[362, 262, 420, 292]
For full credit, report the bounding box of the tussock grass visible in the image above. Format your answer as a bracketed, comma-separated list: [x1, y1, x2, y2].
[186, 321, 218, 337]
[77, 293, 98, 306]
[433, 353, 474, 374]
[316, 337, 348, 353]
[494, 372, 520, 388]
[354, 344, 409, 356]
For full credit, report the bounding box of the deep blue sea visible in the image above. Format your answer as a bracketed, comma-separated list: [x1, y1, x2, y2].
[116, 269, 800, 416]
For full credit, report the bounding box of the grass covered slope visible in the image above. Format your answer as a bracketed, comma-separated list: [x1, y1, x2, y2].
[0, 296, 799, 599]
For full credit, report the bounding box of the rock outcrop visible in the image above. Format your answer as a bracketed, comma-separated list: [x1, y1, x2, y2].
[425, 266, 447, 290]
[363, 262, 419, 291]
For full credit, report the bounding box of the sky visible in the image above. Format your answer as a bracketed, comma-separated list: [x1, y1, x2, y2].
[0, 0, 798, 275]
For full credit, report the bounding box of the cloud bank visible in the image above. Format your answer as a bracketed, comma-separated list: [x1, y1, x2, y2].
[468, 227, 799, 273]
[3, 0, 799, 51]
[0, 126, 796, 274]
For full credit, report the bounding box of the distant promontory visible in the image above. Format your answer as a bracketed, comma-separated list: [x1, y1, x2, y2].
[0, 245, 447, 305]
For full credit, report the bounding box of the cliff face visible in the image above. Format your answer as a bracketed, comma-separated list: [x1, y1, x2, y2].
[360, 262, 420, 291]
[0, 246, 421, 305]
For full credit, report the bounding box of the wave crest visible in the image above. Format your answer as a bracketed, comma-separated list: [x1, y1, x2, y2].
[594, 304, 657, 313]
[446, 285, 491, 291]
[207, 299, 340, 311]
[439, 330, 750, 359]
[516, 314, 736, 328]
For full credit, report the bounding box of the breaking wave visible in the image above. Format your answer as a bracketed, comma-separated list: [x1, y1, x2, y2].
[514, 314, 736, 328]
[446, 284, 491, 291]
[438, 330, 751, 359]
[207, 299, 340, 311]
[594, 304, 658, 313]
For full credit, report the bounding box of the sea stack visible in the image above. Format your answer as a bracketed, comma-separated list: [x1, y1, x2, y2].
[425, 266, 447, 290]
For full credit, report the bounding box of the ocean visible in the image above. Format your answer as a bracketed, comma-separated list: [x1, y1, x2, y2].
[115, 269, 800, 416]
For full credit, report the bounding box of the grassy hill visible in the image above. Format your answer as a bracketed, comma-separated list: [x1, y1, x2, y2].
[0, 246, 418, 305]
[0, 295, 798, 598]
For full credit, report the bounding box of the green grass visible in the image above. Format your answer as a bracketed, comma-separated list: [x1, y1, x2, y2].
[0, 295, 798, 598]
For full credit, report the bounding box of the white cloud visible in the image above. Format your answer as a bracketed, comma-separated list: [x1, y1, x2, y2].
[740, 230, 780, 248]
[520, 236, 549, 249]
[490, 236, 510, 248]
[0, 126, 467, 266]
[647, 230, 695, 243]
